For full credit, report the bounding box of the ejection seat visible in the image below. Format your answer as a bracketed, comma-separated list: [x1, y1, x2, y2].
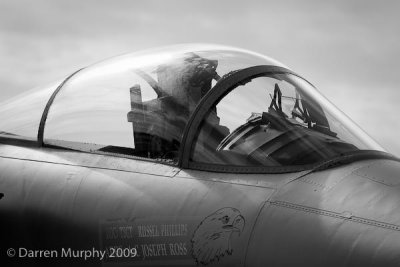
[127, 53, 221, 160]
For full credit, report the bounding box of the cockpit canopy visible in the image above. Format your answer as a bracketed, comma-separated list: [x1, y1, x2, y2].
[0, 44, 385, 171]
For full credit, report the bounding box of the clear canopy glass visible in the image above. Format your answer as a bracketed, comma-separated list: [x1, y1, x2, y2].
[0, 44, 385, 169]
[43, 44, 285, 163]
[190, 72, 384, 167]
[0, 80, 61, 139]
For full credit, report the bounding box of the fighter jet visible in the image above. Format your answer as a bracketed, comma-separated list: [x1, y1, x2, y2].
[0, 44, 399, 267]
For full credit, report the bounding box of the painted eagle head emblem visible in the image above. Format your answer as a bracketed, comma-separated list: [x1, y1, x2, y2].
[191, 207, 245, 265]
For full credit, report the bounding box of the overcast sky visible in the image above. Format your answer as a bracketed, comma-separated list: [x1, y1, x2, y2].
[1, 0, 399, 155]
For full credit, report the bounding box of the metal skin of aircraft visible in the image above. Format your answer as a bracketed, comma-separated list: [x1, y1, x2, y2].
[1, 44, 400, 267]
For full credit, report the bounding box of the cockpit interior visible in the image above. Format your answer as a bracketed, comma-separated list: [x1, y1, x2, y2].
[0, 44, 385, 173]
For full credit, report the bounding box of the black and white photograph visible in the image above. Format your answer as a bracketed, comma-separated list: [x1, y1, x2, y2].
[1, 1, 400, 266]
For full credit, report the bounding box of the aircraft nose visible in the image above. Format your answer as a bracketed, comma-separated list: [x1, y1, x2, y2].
[344, 160, 400, 224]
[310, 159, 400, 266]
[246, 159, 400, 267]
[343, 160, 400, 265]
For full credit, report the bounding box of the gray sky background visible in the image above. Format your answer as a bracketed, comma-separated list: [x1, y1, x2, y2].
[1, 0, 399, 155]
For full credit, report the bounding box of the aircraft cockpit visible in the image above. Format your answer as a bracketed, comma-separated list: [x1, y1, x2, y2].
[126, 52, 220, 160]
[0, 44, 386, 173]
[191, 70, 357, 168]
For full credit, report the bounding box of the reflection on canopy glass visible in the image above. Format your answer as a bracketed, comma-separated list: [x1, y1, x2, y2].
[43, 45, 280, 163]
[0, 44, 384, 169]
[0, 80, 61, 139]
[191, 72, 383, 167]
